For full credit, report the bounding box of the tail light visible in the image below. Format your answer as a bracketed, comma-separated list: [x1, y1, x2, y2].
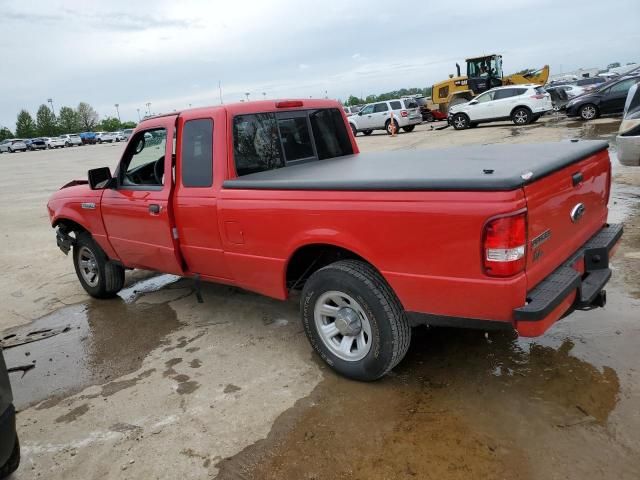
[400, 110, 408, 117]
[276, 100, 303, 108]
[483, 212, 527, 277]
[530, 94, 545, 99]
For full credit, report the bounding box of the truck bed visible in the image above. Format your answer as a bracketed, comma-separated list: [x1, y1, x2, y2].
[224, 140, 608, 191]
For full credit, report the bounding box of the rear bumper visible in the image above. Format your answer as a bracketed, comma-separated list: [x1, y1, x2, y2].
[514, 223, 622, 336]
[0, 404, 16, 467]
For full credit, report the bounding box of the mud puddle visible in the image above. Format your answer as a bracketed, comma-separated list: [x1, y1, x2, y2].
[215, 326, 631, 480]
[1, 275, 190, 410]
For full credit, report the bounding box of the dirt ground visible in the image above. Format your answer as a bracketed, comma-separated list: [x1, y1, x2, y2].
[1, 115, 639, 479]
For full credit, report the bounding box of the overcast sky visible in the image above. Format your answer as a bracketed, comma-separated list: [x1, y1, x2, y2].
[0, 0, 638, 129]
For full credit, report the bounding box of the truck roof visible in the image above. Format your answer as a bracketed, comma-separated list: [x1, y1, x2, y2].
[224, 140, 608, 192]
[141, 99, 342, 124]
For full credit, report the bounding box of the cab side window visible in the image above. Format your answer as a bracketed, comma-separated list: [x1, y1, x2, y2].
[373, 103, 389, 113]
[120, 128, 167, 188]
[360, 105, 374, 115]
[181, 119, 213, 187]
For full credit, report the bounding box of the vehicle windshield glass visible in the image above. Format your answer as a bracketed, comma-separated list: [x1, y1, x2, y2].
[468, 56, 502, 78]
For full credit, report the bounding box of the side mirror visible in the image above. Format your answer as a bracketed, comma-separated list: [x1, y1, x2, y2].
[88, 167, 112, 190]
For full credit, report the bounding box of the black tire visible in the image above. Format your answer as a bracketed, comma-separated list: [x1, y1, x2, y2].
[73, 232, 125, 298]
[424, 113, 434, 122]
[350, 124, 357, 137]
[385, 119, 400, 135]
[8, 148, 13, 153]
[402, 125, 415, 133]
[579, 103, 598, 121]
[452, 113, 469, 130]
[66, 142, 71, 147]
[511, 107, 532, 125]
[301, 260, 411, 381]
[362, 130, 373, 136]
[0, 436, 20, 478]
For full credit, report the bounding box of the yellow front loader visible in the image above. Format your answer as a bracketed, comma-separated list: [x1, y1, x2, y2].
[431, 54, 549, 112]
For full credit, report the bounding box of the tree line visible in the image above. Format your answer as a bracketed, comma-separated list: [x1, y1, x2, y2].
[0, 102, 136, 141]
[344, 87, 433, 106]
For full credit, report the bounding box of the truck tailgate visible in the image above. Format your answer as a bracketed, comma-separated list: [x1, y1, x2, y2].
[524, 147, 611, 290]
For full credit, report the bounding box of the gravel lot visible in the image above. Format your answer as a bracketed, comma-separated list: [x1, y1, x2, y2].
[1, 115, 639, 479]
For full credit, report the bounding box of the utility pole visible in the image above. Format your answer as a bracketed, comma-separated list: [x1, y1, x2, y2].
[114, 103, 120, 122]
[136, 108, 141, 121]
[219, 80, 223, 104]
[245, 92, 250, 102]
[146, 102, 151, 116]
[47, 98, 56, 117]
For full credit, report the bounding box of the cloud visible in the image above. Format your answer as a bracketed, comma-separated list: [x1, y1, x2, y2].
[298, 63, 310, 70]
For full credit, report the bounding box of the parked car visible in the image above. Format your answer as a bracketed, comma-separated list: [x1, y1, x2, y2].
[349, 98, 422, 135]
[123, 129, 134, 141]
[43, 137, 65, 149]
[95, 132, 116, 143]
[566, 75, 640, 120]
[617, 82, 640, 166]
[59, 134, 82, 147]
[48, 99, 620, 381]
[112, 131, 125, 142]
[0, 139, 27, 153]
[449, 85, 552, 129]
[575, 77, 606, 92]
[0, 347, 20, 478]
[79, 132, 97, 145]
[25, 138, 47, 151]
[553, 84, 585, 99]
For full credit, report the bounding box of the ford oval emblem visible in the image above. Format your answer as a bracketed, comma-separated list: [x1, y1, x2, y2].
[570, 203, 586, 223]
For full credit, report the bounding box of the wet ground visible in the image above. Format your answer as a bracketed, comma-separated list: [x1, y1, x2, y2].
[1, 116, 639, 479]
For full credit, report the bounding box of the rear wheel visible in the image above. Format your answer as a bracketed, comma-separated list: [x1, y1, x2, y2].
[402, 125, 415, 133]
[362, 130, 373, 136]
[73, 232, 125, 298]
[424, 112, 434, 122]
[301, 260, 411, 381]
[385, 119, 400, 135]
[452, 113, 469, 130]
[579, 103, 598, 121]
[0, 436, 20, 478]
[512, 107, 532, 125]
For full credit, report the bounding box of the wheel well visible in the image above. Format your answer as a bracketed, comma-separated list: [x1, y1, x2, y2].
[53, 218, 88, 236]
[286, 244, 368, 291]
[510, 105, 532, 117]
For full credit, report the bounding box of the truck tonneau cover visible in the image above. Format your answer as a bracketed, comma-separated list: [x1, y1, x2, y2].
[224, 140, 608, 191]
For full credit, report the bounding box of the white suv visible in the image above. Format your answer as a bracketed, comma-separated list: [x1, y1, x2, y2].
[349, 98, 422, 136]
[59, 134, 83, 146]
[449, 85, 552, 130]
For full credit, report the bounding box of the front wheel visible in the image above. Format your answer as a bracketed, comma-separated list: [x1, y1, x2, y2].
[579, 104, 598, 121]
[362, 130, 373, 136]
[452, 113, 469, 130]
[301, 260, 411, 381]
[512, 107, 532, 125]
[73, 232, 125, 298]
[402, 125, 415, 133]
[0, 436, 20, 478]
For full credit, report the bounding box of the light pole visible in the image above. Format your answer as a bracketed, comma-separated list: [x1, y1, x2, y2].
[145, 102, 151, 116]
[114, 104, 120, 122]
[262, 92, 267, 100]
[47, 98, 56, 117]
[136, 108, 141, 121]
[245, 92, 250, 102]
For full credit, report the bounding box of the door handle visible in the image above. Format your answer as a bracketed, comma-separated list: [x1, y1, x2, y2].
[149, 204, 161, 214]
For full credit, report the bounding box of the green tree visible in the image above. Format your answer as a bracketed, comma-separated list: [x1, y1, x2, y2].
[120, 121, 137, 129]
[0, 127, 14, 141]
[98, 116, 121, 132]
[15, 110, 37, 138]
[77, 102, 99, 131]
[36, 104, 57, 136]
[58, 106, 80, 133]
[345, 95, 364, 106]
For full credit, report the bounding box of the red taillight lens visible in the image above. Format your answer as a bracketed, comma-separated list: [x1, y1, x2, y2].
[530, 94, 545, 99]
[401, 110, 408, 117]
[483, 212, 527, 277]
[276, 100, 303, 108]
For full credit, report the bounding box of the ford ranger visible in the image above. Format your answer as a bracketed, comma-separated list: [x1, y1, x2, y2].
[47, 99, 622, 381]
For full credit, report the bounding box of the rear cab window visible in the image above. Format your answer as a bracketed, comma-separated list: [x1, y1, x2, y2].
[233, 108, 353, 176]
[182, 119, 213, 187]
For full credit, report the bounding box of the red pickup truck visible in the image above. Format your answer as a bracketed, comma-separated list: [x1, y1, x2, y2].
[47, 99, 622, 381]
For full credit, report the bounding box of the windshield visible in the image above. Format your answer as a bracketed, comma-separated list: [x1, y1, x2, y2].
[468, 56, 502, 78]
